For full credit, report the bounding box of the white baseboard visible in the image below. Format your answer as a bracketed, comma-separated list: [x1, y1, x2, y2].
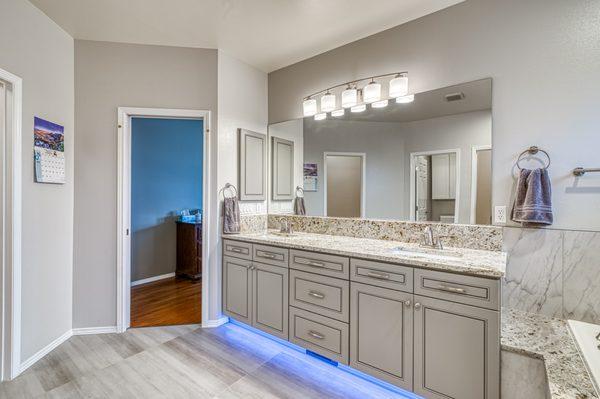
[202, 316, 229, 328]
[131, 272, 175, 287]
[72, 326, 118, 335]
[19, 329, 73, 374]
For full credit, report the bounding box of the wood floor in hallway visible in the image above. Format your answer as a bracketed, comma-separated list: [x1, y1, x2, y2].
[0, 323, 410, 398]
[130, 277, 201, 328]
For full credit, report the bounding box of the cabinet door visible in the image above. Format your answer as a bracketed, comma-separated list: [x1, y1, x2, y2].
[222, 256, 252, 324]
[350, 282, 413, 390]
[413, 295, 500, 399]
[431, 154, 450, 200]
[252, 262, 289, 340]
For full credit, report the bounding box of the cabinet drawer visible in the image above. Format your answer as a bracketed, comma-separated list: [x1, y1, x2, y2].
[289, 306, 349, 365]
[290, 250, 349, 279]
[414, 269, 500, 311]
[253, 244, 289, 268]
[223, 240, 252, 260]
[350, 259, 413, 292]
[290, 270, 349, 322]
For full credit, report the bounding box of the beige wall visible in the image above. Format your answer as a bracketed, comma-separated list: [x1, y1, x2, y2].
[74, 41, 218, 328]
[0, 0, 74, 360]
[269, 0, 600, 231]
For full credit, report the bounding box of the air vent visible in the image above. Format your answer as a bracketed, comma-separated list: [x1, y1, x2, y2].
[444, 92, 465, 102]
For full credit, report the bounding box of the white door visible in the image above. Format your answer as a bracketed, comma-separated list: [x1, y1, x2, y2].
[415, 156, 430, 221]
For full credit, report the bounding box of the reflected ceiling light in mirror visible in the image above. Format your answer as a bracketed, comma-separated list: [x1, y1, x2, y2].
[320, 92, 336, 112]
[303, 98, 317, 116]
[396, 94, 415, 104]
[350, 104, 366, 113]
[314, 112, 327, 121]
[371, 99, 388, 108]
[331, 109, 345, 117]
[341, 87, 358, 108]
[389, 74, 409, 98]
[363, 81, 381, 103]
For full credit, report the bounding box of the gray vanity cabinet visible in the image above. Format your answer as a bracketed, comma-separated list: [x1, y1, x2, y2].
[222, 256, 253, 325]
[350, 282, 413, 391]
[252, 262, 289, 340]
[413, 295, 500, 399]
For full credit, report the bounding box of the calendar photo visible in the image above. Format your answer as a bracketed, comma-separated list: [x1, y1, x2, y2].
[34, 117, 65, 184]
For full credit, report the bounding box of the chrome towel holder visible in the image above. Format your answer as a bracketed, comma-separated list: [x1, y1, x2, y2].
[295, 186, 304, 197]
[573, 167, 600, 176]
[220, 183, 238, 199]
[516, 146, 551, 170]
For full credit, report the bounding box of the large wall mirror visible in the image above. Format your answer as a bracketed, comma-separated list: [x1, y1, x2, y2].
[268, 78, 493, 225]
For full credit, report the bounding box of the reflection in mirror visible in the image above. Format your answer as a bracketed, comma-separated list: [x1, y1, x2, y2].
[268, 78, 492, 225]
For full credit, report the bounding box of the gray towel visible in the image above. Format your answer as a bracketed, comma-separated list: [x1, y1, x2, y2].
[223, 197, 241, 234]
[294, 197, 306, 216]
[511, 168, 553, 226]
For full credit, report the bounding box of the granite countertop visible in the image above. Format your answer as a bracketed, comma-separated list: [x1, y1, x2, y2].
[224, 230, 506, 278]
[502, 308, 599, 399]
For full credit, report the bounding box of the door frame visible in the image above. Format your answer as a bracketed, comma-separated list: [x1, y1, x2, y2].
[323, 152, 366, 218]
[0, 68, 23, 381]
[117, 107, 212, 332]
[409, 149, 460, 223]
[470, 145, 492, 224]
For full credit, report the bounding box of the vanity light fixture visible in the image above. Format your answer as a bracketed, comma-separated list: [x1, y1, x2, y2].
[341, 86, 358, 108]
[331, 109, 345, 117]
[371, 99, 389, 108]
[396, 94, 415, 104]
[303, 98, 317, 116]
[321, 92, 336, 112]
[351, 104, 366, 113]
[314, 112, 327, 121]
[389, 74, 409, 98]
[363, 80, 382, 103]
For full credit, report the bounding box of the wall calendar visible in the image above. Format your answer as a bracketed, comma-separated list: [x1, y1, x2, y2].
[34, 117, 65, 184]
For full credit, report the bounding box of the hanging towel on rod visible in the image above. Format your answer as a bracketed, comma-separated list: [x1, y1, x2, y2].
[223, 196, 241, 234]
[511, 168, 553, 226]
[294, 197, 306, 216]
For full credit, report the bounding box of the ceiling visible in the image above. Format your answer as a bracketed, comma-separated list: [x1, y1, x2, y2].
[29, 0, 463, 72]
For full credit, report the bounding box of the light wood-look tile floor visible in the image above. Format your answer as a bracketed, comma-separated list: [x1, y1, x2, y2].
[0, 323, 411, 399]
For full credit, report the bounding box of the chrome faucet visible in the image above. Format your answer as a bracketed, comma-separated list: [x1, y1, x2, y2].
[421, 226, 455, 250]
[280, 219, 293, 234]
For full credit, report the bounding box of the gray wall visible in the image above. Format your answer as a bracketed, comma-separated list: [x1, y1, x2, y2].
[0, 0, 74, 361]
[302, 110, 491, 223]
[269, 0, 600, 232]
[74, 40, 218, 328]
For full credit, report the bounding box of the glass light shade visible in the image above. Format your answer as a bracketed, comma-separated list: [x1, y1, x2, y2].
[371, 99, 388, 108]
[314, 112, 327, 121]
[303, 98, 317, 116]
[389, 75, 409, 98]
[331, 109, 345, 117]
[320, 93, 336, 112]
[363, 82, 381, 103]
[396, 94, 415, 104]
[350, 104, 366, 113]
[341, 88, 358, 108]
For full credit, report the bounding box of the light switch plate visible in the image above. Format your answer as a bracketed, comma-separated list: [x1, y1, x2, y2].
[494, 206, 507, 224]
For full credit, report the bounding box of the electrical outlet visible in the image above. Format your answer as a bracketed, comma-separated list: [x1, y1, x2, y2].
[495, 206, 507, 224]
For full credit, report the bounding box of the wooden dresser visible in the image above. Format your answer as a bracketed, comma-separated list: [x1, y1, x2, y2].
[176, 221, 202, 280]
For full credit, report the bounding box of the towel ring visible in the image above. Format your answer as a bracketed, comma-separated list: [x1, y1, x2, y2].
[516, 146, 551, 170]
[295, 186, 304, 197]
[221, 183, 238, 199]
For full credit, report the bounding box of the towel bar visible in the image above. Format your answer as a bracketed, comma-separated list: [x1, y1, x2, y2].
[573, 167, 600, 176]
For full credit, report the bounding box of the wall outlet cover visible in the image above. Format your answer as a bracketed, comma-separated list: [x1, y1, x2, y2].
[494, 205, 507, 224]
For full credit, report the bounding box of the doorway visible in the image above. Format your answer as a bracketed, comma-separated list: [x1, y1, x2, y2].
[324, 152, 365, 218]
[117, 108, 211, 333]
[470, 145, 492, 224]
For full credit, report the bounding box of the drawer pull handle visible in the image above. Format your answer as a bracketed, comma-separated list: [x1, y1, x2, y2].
[258, 252, 277, 259]
[308, 330, 325, 340]
[230, 247, 245, 254]
[366, 271, 390, 280]
[298, 258, 325, 268]
[308, 291, 325, 299]
[438, 285, 467, 294]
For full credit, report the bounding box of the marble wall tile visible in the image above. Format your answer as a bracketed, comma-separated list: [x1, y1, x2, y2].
[563, 230, 600, 324]
[502, 227, 563, 318]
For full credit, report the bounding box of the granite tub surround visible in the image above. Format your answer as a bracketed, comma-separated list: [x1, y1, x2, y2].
[267, 214, 503, 251]
[226, 230, 506, 278]
[502, 308, 599, 399]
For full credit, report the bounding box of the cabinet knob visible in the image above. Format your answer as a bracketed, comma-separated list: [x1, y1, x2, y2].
[404, 300, 411, 307]
[414, 302, 421, 309]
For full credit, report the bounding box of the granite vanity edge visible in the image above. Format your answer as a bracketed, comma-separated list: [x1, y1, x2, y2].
[222, 232, 505, 278]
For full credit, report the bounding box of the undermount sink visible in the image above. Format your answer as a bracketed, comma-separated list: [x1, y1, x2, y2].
[390, 245, 463, 259]
[271, 231, 297, 237]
